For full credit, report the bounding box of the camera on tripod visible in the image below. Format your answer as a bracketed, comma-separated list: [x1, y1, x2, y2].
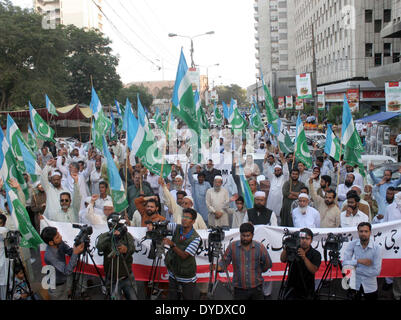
[282, 229, 301, 262]
[145, 220, 172, 243]
[72, 224, 93, 249]
[107, 213, 128, 241]
[208, 226, 226, 244]
[4, 231, 21, 259]
[323, 233, 348, 252]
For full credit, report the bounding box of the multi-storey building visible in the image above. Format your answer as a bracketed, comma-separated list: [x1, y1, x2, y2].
[292, 0, 400, 110]
[251, 0, 296, 102]
[34, 0, 103, 31]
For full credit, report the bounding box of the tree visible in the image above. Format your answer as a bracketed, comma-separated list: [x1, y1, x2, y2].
[215, 84, 247, 107]
[156, 86, 173, 99]
[117, 84, 153, 112]
[0, 1, 70, 109]
[65, 25, 122, 105]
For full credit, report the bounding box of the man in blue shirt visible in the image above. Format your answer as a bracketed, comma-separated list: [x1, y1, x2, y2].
[343, 222, 382, 300]
[368, 163, 401, 206]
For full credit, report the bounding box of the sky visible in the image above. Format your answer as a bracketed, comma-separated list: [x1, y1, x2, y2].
[11, 0, 256, 89]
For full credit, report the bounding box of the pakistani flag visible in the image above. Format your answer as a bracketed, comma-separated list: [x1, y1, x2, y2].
[249, 103, 264, 131]
[278, 127, 294, 155]
[27, 124, 38, 153]
[172, 49, 199, 135]
[45, 94, 58, 116]
[29, 102, 56, 143]
[137, 94, 149, 132]
[90, 87, 103, 120]
[294, 113, 313, 168]
[127, 104, 171, 178]
[102, 137, 128, 213]
[109, 110, 117, 141]
[0, 129, 29, 200]
[213, 102, 223, 126]
[260, 72, 280, 136]
[4, 182, 43, 248]
[238, 162, 254, 210]
[341, 96, 365, 176]
[94, 110, 112, 151]
[324, 124, 341, 161]
[230, 99, 248, 131]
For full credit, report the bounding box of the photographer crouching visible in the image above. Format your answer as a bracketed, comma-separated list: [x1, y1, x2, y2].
[147, 208, 201, 300]
[96, 213, 136, 300]
[280, 228, 321, 300]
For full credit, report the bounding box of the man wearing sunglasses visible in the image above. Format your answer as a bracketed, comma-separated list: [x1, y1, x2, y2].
[156, 208, 201, 300]
[52, 173, 81, 223]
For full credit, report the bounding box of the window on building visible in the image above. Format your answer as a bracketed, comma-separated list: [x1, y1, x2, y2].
[384, 9, 392, 23]
[365, 43, 373, 57]
[394, 52, 400, 63]
[384, 43, 392, 57]
[374, 20, 382, 33]
[375, 53, 382, 66]
[365, 10, 373, 23]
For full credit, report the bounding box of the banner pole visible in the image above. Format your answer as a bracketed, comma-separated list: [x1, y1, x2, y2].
[161, 102, 173, 178]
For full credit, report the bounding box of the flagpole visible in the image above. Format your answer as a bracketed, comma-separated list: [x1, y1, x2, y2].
[125, 146, 129, 196]
[161, 102, 173, 178]
[335, 143, 343, 204]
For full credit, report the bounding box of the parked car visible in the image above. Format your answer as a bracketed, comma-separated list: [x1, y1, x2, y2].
[366, 162, 401, 186]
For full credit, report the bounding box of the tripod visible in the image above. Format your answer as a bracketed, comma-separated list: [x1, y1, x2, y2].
[147, 240, 168, 300]
[278, 255, 309, 300]
[5, 251, 35, 300]
[105, 236, 138, 300]
[70, 244, 108, 300]
[207, 241, 233, 300]
[315, 250, 347, 300]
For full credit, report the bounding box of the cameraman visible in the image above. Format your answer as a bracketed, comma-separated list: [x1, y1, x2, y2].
[280, 228, 321, 300]
[158, 208, 201, 300]
[41, 226, 85, 300]
[96, 214, 136, 300]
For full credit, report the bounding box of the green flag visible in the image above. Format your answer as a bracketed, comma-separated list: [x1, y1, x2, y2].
[29, 102, 56, 143]
[27, 124, 38, 154]
[4, 182, 44, 248]
[249, 104, 265, 131]
[278, 127, 294, 155]
[46, 94, 58, 116]
[261, 73, 280, 136]
[94, 110, 112, 151]
[294, 114, 313, 168]
[213, 103, 223, 126]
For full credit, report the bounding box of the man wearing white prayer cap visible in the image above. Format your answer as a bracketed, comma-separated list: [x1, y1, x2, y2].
[84, 195, 115, 225]
[206, 175, 230, 227]
[291, 193, 321, 228]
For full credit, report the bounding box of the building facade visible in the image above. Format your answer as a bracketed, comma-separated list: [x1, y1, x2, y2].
[253, 0, 296, 101]
[34, 0, 103, 31]
[292, 0, 400, 110]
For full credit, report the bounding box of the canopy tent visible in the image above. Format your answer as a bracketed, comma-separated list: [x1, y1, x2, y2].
[0, 104, 93, 120]
[355, 111, 401, 123]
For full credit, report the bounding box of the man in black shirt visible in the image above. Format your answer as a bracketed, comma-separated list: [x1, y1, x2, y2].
[280, 228, 321, 300]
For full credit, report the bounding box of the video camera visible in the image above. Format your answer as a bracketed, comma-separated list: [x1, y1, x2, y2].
[145, 220, 172, 243]
[282, 229, 301, 262]
[4, 231, 21, 259]
[107, 213, 128, 242]
[323, 233, 348, 252]
[72, 224, 93, 248]
[208, 226, 227, 244]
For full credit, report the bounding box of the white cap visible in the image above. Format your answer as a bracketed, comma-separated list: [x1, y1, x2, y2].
[84, 196, 92, 204]
[254, 191, 266, 198]
[103, 200, 114, 208]
[214, 175, 223, 181]
[51, 171, 61, 177]
[352, 185, 362, 192]
[183, 196, 194, 204]
[175, 175, 183, 180]
[33, 181, 41, 188]
[274, 164, 282, 170]
[298, 193, 310, 200]
[256, 175, 266, 184]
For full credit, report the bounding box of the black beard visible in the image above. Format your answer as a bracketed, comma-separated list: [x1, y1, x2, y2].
[345, 181, 353, 188]
[325, 200, 334, 206]
[275, 173, 282, 178]
[387, 197, 394, 204]
[254, 204, 265, 211]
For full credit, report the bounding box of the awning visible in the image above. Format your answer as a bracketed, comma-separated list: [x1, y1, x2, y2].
[0, 104, 93, 120]
[355, 112, 401, 123]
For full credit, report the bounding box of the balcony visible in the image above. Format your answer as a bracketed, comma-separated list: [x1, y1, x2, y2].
[254, 13, 259, 21]
[254, 22, 259, 30]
